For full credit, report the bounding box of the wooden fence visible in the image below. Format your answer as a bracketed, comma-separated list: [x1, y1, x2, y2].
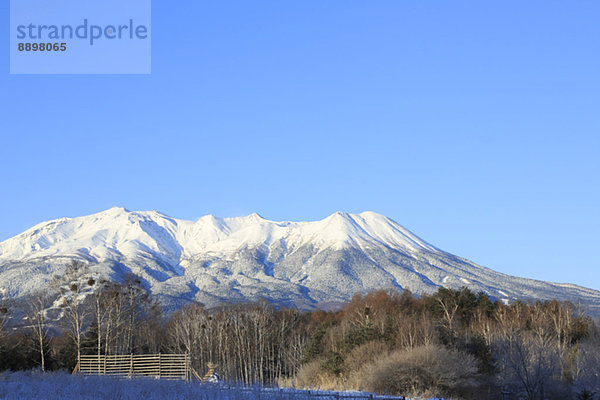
[73, 353, 201, 381]
[72, 355, 406, 399]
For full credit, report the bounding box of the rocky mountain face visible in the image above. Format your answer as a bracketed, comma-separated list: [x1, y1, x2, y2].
[1, 207, 599, 313]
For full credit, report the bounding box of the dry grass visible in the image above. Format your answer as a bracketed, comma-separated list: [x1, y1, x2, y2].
[283, 344, 482, 399]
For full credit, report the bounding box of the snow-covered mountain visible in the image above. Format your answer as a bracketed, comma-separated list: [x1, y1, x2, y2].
[1, 207, 599, 313]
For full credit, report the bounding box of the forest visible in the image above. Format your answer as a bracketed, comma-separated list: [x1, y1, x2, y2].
[0, 261, 599, 400]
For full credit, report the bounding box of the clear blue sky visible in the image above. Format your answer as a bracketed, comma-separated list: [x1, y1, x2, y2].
[1, 1, 599, 290]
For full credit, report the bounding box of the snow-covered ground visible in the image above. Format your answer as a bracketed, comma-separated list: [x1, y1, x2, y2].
[0, 371, 427, 400]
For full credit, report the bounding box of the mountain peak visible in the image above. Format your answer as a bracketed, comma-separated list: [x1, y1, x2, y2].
[107, 206, 129, 212]
[331, 211, 350, 217]
[246, 212, 266, 220]
[93, 206, 132, 217]
[1, 208, 599, 315]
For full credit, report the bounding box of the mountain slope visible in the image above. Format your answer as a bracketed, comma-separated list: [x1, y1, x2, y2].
[1, 207, 599, 313]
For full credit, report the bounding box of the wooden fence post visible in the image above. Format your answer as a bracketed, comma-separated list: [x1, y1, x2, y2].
[185, 353, 188, 382]
[129, 353, 133, 378]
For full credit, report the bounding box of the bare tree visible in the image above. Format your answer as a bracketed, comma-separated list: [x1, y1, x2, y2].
[495, 331, 559, 400]
[471, 307, 495, 347]
[89, 278, 112, 357]
[436, 296, 459, 335]
[571, 336, 600, 399]
[166, 302, 206, 369]
[53, 260, 93, 362]
[0, 288, 10, 342]
[102, 283, 126, 355]
[120, 274, 156, 354]
[24, 291, 51, 371]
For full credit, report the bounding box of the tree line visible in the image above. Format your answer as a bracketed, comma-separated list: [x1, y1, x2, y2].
[0, 261, 599, 400]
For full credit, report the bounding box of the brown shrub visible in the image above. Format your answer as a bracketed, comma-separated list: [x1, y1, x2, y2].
[341, 341, 390, 390]
[365, 344, 480, 398]
[287, 360, 341, 390]
[344, 340, 389, 372]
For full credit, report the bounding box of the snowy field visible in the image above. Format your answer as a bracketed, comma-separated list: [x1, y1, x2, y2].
[0, 371, 425, 400]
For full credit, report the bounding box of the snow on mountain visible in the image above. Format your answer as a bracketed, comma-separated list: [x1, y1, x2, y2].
[1, 207, 599, 314]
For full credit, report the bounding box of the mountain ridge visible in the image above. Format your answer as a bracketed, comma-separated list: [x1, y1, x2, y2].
[1, 207, 599, 314]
